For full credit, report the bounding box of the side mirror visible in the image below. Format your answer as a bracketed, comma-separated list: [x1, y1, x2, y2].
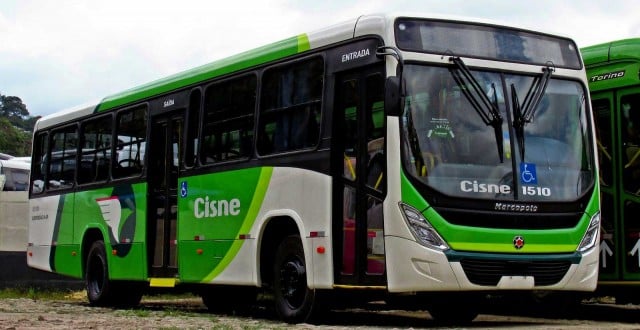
[385, 76, 403, 117]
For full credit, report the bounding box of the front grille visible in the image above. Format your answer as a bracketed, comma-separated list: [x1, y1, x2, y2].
[435, 207, 582, 229]
[460, 258, 571, 286]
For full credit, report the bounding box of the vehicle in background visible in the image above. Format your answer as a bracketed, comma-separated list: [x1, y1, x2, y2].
[583, 38, 640, 304]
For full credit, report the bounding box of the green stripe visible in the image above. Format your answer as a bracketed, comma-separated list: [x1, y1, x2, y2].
[449, 242, 578, 254]
[297, 34, 310, 53]
[203, 167, 273, 282]
[96, 34, 309, 112]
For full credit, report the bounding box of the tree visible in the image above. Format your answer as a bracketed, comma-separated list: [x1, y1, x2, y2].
[0, 117, 30, 156]
[0, 92, 39, 156]
[1, 93, 39, 132]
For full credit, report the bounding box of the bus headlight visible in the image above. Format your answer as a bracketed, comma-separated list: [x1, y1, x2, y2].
[577, 211, 600, 252]
[399, 203, 449, 251]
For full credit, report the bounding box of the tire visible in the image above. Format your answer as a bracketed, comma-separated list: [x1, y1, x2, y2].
[86, 240, 113, 306]
[273, 235, 316, 323]
[86, 240, 143, 307]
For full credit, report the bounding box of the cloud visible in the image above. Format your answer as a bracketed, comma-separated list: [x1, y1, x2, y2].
[1, 0, 639, 116]
[1, 0, 309, 115]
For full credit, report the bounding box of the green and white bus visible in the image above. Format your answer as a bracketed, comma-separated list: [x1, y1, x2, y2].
[28, 13, 600, 323]
[583, 38, 640, 303]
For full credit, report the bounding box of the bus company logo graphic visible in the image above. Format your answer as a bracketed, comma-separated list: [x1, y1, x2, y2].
[513, 236, 525, 249]
[96, 196, 123, 243]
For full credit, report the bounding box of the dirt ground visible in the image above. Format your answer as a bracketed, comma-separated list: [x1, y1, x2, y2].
[1, 293, 640, 329]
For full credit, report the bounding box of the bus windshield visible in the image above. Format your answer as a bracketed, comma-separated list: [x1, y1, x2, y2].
[401, 64, 595, 202]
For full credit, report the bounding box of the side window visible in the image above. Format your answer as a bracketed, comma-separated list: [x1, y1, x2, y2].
[185, 89, 201, 168]
[1, 166, 29, 191]
[114, 105, 147, 178]
[201, 75, 256, 164]
[592, 98, 612, 187]
[78, 115, 113, 184]
[621, 93, 640, 195]
[365, 74, 386, 193]
[31, 132, 48, 194]
[49, 125, 78, 190]
[258, 57, 323, 155]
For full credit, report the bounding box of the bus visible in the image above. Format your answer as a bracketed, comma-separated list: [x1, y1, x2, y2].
[28, 13, 600, 323]
[582, 38, 640, 303]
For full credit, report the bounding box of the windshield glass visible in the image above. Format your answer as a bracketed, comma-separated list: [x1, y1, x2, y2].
[401, 64, 594, 202]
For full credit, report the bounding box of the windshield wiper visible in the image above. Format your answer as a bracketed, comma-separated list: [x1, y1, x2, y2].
[512, 64, 555, 160]
[449, 56, 504, 162]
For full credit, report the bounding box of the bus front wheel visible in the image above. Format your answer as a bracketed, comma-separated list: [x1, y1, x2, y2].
[273, 235, 316, 323]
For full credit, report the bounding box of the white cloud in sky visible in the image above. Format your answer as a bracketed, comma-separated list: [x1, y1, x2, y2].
[0, 0, 638, 117]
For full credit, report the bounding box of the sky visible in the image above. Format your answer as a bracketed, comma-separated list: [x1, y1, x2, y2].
[1, 0, 639, 117]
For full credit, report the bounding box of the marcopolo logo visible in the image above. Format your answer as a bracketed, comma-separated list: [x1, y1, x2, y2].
[194, 196, 241, 219]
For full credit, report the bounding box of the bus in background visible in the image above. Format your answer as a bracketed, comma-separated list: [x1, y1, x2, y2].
[582, 38, 640, 304]
[0, 157, 30, 192]
[28, 13, 600, 323]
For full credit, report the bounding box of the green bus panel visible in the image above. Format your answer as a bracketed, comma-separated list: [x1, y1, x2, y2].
[52, 244, 82, 278]
[177, 167, 272, 283]
[177, 241, 232, 282]
[108, 243, 146, 280]
[53, 195, 78, 277]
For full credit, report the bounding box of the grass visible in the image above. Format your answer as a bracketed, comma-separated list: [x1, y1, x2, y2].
[0, 287, 81, 301]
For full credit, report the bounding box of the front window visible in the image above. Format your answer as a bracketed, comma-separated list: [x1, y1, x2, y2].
[401, 64, 594, 202]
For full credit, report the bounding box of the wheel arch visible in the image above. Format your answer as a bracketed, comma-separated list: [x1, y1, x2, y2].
[81, 226, 106, 279]
[258, 215, 303, 288]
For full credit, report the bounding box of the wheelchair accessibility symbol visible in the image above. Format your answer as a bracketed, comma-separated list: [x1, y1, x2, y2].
[180, 181, 188, 198]
[520, 163, 538, 185]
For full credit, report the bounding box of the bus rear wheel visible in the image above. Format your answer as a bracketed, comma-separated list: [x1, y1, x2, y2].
[86, 240, 113, 306]
[273, 235, 316, 323]
[85, 240, 142, 307]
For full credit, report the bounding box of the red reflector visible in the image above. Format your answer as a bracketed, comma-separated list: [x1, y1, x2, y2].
[112, 250, 118, 256]
[239, 234, 250, 239]
[316, 246, 326, 254]
[310, 232, 319, 238]
[196, 249, 203, 255]
[368, 231, 377, 238]
[28, 252, 33, 257]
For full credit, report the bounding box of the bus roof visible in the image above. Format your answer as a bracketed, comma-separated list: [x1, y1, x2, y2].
[0, 158, 30, 171]
[35, 13, 581, 131]
[581, 38, 640, 91]
[582, 38, 640, 67]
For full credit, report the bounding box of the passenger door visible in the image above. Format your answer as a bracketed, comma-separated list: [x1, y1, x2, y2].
[147, 110, 183, 278]
[333, 65, 386, 285]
